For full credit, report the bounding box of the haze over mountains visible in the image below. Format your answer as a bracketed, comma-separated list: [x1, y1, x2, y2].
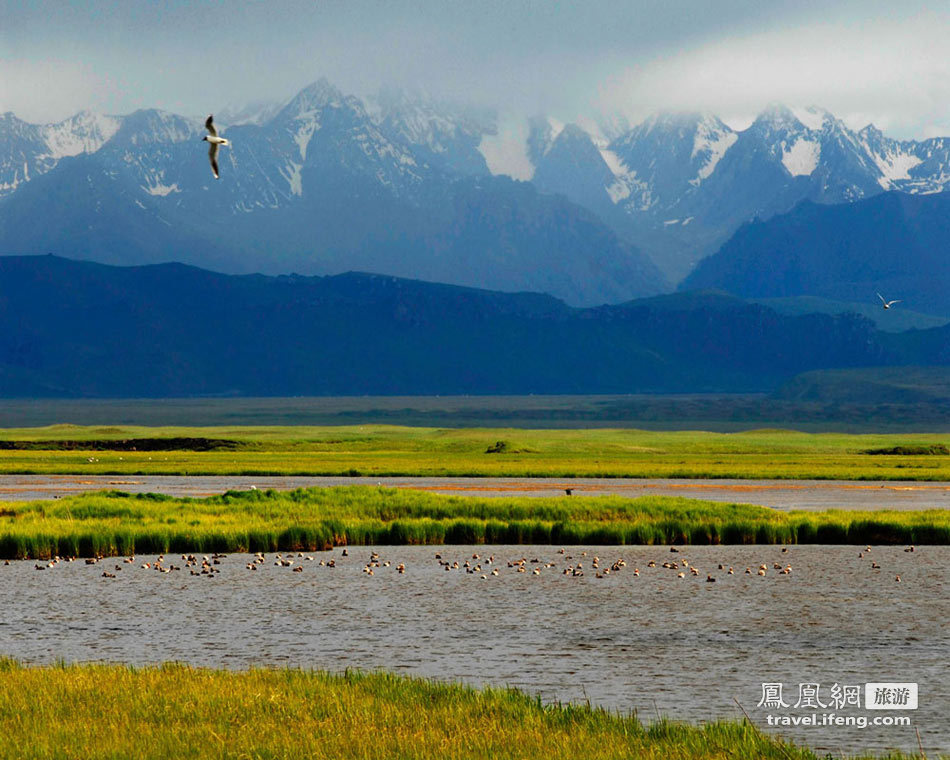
[3, 78, 950, 312]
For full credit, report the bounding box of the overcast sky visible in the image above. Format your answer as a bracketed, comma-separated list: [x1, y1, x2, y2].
[2, 0, 949, 138]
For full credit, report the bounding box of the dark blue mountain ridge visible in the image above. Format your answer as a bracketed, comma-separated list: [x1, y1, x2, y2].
[680, 190, 950, 317]
[1, 254, 941, 398]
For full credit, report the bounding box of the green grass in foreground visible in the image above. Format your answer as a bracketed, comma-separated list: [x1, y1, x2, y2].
[0, 660, 925, 760]
[1, 487, 947, 559]
[2, 424, 950, 479]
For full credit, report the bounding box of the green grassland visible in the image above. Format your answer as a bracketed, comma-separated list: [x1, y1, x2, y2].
[0, 660, 928, 760]
[0, 424, 949, 479]
[2, 487, 947, 559]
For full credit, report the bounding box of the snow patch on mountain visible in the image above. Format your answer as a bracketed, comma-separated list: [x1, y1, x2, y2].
[782, 138, 821, 176]
[143, 181, 180, 197]
[790, 106, 828, 131]
[604, 179, 631, 203]
[598, 148, 645, 204]
[690, 122, 737, 183]
[294, 120, 320, 160]
[374, 99, 456, 154]
[867, 145, 923, 188]
[359, 129, 417, 169]
[281, 161, 303, 196]
[0, 161, 30, 193]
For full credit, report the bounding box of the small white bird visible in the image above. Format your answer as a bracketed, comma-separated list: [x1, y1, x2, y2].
[877, 293, 902, 310]
[202, 115, 229, 179]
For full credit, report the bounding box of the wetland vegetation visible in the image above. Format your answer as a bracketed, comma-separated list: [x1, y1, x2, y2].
[0, 425, 948, 480]
[1, 486, 947, 559]
[0, 660, 929, 760]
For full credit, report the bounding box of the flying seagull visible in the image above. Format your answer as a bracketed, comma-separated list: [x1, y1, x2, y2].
[202, 115, 229, 179]
[877, 293, 902, 310]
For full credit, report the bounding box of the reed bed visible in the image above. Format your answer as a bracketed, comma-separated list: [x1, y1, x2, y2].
[0, 660, 925, 760]
[0, 487, 946, 559]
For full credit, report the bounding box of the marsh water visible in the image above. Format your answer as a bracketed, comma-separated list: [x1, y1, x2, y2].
[1, 543, 946, 755]
[2, 473, 950, 510]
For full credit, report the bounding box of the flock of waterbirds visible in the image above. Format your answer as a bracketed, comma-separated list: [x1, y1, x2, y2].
[3, 543, 917, 584]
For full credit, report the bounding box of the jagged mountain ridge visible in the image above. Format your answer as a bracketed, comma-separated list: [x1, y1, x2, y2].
[5, 83, 950, 293]
[0, 80, 667, 307]
[527, 105, 950, 281]
[0, 110, 121, 196]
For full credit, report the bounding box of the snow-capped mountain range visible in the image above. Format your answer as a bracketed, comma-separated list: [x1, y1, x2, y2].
[2, 79, 950, 298]
[0, 110, 121, 195]
[525, 104, 950, 280]
[0, 79, 665, 307]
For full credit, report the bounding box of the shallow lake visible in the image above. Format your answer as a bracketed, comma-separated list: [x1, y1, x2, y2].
[1, 544, 946, 755]
[2, 474, 950, 510]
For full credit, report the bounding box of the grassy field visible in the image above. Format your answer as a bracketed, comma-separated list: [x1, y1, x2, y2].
[0, 424, 949, 479]
[0, 660, 927, 760]
[2, 486, 947, 559]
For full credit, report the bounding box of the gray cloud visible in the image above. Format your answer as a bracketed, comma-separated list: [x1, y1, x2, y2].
[1, 0, 947, 137]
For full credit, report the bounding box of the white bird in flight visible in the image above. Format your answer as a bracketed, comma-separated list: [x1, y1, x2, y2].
[877, 293, 902, 310]
[202, 115, 229, 179]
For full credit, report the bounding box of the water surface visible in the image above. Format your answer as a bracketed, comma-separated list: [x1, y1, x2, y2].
[1, 544, 945, 755]
[2, 474, 949, 510]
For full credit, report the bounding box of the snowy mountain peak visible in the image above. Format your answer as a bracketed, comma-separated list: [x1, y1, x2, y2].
[42, 111, 121, 159]
[0, 112, 30, 129]
[690, 117, 738, 183]
[790, 105, 833, 131]
[751, 103, 805, 133]
[637, 110, 709, 137]
[369, 86, 494, 175]
[556, 123, 593, 142]
[280, 78, 346, 120]
[858, 123, 886, 142]
[5, 87, 950, 292]
[110, 109, 197, 146]
[217, 100, 285, 127]
[373, 84, 433, 112]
